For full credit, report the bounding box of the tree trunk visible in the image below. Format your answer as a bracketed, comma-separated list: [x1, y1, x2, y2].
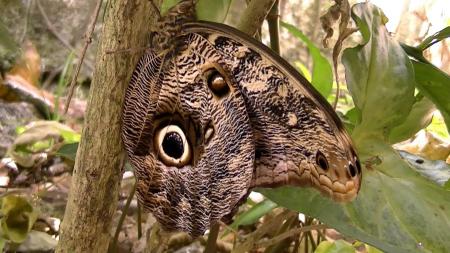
[56, 0, 157, 251]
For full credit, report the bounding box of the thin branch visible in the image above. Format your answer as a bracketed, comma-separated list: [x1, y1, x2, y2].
[237, 0, 277, 36]
[267, 0, 280, 54]
[204, 223, 221, 253]
[137, 202, 142, 239]
[111, 181, 137, 253]
[256, 224, 327, 248]
[63, 0, 103, 114]
[20, 0, 33, 44]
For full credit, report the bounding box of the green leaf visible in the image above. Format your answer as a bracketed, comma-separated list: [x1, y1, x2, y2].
[161, 0, 231, 22]
[259, 139, 450, 253]
[281, 21, 333, 98]
[365, 244, 384, 253]
[412, 60, 450, 134]
[55, 142, 79, 161]
[196, 0, 231, 23]
[0, 238, 5, 253]
[388, 95, 435, 144]
[417, 26, 450, 51]
[400, 43, 430, 64]
[0, 195, 38, 243]
[398, 151, 450, 187]
[8, 121, 80, 167]
[345, 107, 361, 126]
[294, 61, 312, 82]
[230, 199, 277, 228]
[161, 0, 180, 14]
[342, 3, 415, 141]
[445, 179, 450, 190]
[315, 240, 356, 253]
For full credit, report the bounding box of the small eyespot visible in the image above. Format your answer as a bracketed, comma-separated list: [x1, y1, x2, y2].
[205, 69, 230, 97]
[154, 125, 191, 167]
[315, 151, 329, 171]
[415, 159, 424, 164]
[348, 164, 357, 177]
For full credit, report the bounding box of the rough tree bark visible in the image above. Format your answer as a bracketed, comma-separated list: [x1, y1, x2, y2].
[56, 0, 157, 252]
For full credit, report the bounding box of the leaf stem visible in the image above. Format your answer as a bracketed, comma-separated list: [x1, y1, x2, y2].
[204, 222, 221, 253]
[111, 181, 137, 253]
[237, 0, 277, 36]
[267, 0, 280, 54]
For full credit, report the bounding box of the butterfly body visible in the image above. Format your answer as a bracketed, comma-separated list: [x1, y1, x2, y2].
[122, 2, 361, 237]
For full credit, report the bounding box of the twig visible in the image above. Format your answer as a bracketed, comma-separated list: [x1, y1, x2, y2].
[237, 0, 277, 36]
[137, 202, 142, 239]
[37, 0, 73, 51]
[267, 0, 280, 54]
[205, 223, 221, 253]
[111, 181, 137, 253]
[63, 0, 103, 114]
[256, 224, 327, 248]
[20, 0, 33, 44]
[330, 1, 357, 109]
[36, 0, 94, 71]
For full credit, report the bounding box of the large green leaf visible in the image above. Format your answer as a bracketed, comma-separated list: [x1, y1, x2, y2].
[412, 60, 450, 134]
[259, 140, 450, 253]
[230, 199, 277, 228]
[388, 95, 435, 144]
[161, 0, 231, 22]
[342, 3, 415, 140]
[259, 3, 450, 253]
[281, 21, 333, 98]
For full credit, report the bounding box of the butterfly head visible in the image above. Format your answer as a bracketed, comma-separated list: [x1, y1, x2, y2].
[301, 113, 362, 201]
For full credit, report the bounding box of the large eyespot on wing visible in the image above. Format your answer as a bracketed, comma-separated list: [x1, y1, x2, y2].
[154, 124, 192, 167]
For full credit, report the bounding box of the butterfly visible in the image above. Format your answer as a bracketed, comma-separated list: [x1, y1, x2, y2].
[121, 0, 361, 238]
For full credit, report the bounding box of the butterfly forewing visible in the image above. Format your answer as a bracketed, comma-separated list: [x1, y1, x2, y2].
[182, 22, 361, 201]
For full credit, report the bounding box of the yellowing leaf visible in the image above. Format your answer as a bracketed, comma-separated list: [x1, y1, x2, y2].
[0, 195, 38, 243]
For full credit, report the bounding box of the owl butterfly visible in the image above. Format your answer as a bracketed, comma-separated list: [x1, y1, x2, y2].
[122, 0, 361, 237]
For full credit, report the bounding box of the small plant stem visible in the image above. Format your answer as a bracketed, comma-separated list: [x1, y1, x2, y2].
[237, 0, 277, 36]
[137, 202, 142, 239]
[205, 222, 221, 253]
[64, 0, 103, 114]
[256, 224, 327, 248]
[110, 181, 137, 253]
[267, 0, 280, 54]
